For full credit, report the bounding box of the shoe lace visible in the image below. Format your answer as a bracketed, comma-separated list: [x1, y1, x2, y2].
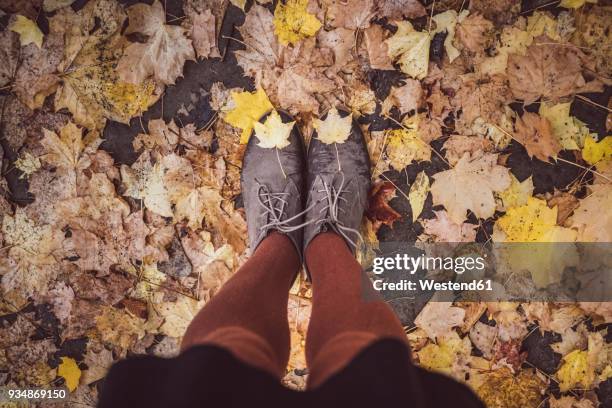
[311, 173, 362, 250]
[256, 174, 363, 249]
[256, 181, 308, 233]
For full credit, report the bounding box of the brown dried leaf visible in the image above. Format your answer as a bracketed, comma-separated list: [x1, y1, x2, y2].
[363, 24, 394, 70]
[514, 112, 561, 162]
[365, 182, 402, 232]
[374, 0, 426, 19]
[507, 36, 601, 104]
[456, 13, 494, 53]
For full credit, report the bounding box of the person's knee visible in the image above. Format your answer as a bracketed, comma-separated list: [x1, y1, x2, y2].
[306, 331, 379, 389]
[183, 326, 287, 379]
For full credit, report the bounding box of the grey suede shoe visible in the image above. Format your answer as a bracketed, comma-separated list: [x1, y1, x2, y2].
[303, 109, 371, 258]
[240, 111, 306, 259]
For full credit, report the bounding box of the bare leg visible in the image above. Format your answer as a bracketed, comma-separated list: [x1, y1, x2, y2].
[182, 232, 299, 379]
[305, 232, 408, 388]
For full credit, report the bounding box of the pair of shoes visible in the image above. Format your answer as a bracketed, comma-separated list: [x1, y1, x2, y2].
[240, 109, 371, 269]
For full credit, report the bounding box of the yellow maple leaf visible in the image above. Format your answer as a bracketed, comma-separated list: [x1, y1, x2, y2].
[416, 331, 471, 374]
[314, 107, 352, 144]
[432, 10, 468, 63]
[14, 152, 41, 179]
[386, 21, 430, 79]
[560, 0, 597, 9]
[557, 350, 594, 391]
[476, 368, 545, 408]
[385, 115, 431, 171]
[539, 102, 593, 150]
[40, 122, 84, 170]
[408, 171, 430, 222]
[493, 197, 578, 288]
[58, 357, 81, 392]
[494, 197, 576, 242]
[10, 15, 44, 48]
[273, 0, 322, 45]
[582, 136, 612, 165]
[253, 110, 295, 149]
[526, 11, 561, 41]
[223, 88, 274, 144]
[497, 174, 534, 211]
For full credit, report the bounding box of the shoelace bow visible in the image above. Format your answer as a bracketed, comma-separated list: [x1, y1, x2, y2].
[256, 174, 362, 249]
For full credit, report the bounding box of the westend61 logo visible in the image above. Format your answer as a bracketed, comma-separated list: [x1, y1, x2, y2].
[372, 253, 486, 275]
[369, 253, 492, 293]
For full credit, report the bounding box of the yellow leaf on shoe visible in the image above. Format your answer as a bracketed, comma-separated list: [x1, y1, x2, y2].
[313, 107, 352, 145]
[10, 15, 44, 48]
[582, 136, 612, 165]
[273, 0, 322, 46]
[223, 88, 274, 144]
[58, 357, 81, 392]
[408, 171, 429, 222]
[386, 21, 430, 79]
[253, 110, 295, 149]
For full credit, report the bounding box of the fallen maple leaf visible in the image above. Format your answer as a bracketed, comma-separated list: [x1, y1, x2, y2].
[476, 368, 545, 408]
[11, 31, 62, 110]
[273, 0, 322, 45]
[10, 15, 43, 48]
[253, 110, 296, 149]
[326, 0, 374, 30]
[366, 182, 401, 231]
[430, 153, 511, 224]
[514, 112, 561, 162]
[568, 184, 612, 242]
[416, 331, 471, 375]
[415, 302, 466, 340]
[421, 210, 477, 242]
[382, 79, 422, 115]
[507, 36, 600, 104]
[223, 88, 274, 144]
[456, 13, 494, 53]
[408, 171, 429, 222]
[57, 357, 81, 392]
[117, 0, 195, 85]
[582, 136, 612, 165]
[374, 0, 426, 19]
[443, 135, 493, 166]
[363, 24, 394, 70]
[52, 0, 159, 132]
[539, 102, 593, 150]
[385, 116, 431, 170]
[497, 174, 533, 211]
[432, 10, 468, 63]
[185, 9, 220, 59]
[234, 5, 280, 77]
[276, 62, 336, 114]
[493, 197, 578, 287]
[386, 21, 430, 80]
[313, 107, 352, 144]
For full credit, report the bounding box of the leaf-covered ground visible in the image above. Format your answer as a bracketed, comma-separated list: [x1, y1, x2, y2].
[0, 0, 611, 406]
